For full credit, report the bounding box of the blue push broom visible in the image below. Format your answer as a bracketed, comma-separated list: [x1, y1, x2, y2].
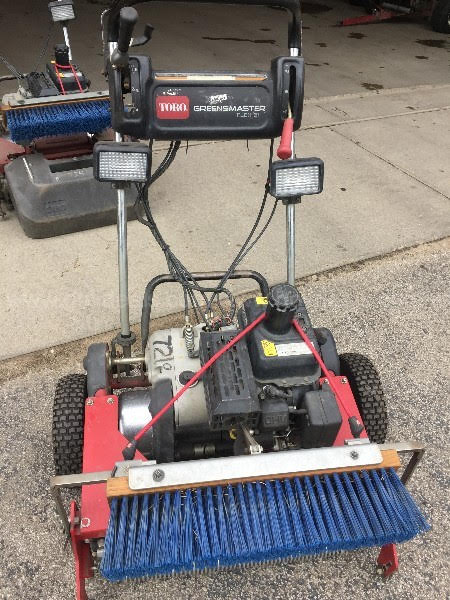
[4, 96, 111, 143]
[100, 316, 429, 581]
[1, 0, 111, 143]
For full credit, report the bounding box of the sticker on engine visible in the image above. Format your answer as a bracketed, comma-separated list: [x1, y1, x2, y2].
[275, 342, 312, 357]
[255, 296, 268, 305]
[261, 339, 277, 356]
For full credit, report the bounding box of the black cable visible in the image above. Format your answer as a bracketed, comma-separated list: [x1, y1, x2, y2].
[204, 139, 275, 315]
[136, 140, 217, 321]
[0, 55, 24, 82]
[1, 19, 52, 87]
[238, 197, 278, 262]
[32, 21, 54, 73]
[135, 138, 277, 327]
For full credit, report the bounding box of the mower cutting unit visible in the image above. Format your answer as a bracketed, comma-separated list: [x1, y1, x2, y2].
[50, 2, 429, 599]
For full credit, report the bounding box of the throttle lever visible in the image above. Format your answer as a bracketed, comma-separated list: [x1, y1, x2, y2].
[130, 23, 154, 48]
[111, 7, 138, 70]
[277, 116, 294, 160]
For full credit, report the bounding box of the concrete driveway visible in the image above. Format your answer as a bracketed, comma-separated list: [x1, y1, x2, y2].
[1, 0, 449, 358]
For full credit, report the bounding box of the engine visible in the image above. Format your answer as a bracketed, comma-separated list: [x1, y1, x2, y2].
[119, 284, 343, 462]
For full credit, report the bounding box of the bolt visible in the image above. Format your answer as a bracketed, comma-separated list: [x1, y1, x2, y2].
[80, 517, 91, 528]
[152, 469, 165, 482]
[323, 378, 328, 384]
[86, 399, 94, 406]
[107, 397, 114, 405]
[350, 450, 359, 460]
[341, 377, 348, 384]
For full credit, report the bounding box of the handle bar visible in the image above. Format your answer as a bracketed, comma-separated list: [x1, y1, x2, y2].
[105, 0, 301, 49]
[118, 7, 138, 54]
[136, 0, 299, 11]
[110, 0, 299, 14]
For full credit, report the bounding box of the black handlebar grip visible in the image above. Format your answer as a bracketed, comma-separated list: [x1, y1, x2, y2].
[118, 7, 138, 54]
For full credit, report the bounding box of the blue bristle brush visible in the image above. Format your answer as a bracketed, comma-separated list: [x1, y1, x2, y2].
[100, 467, 429, 582]
[6, 99, 111, 142]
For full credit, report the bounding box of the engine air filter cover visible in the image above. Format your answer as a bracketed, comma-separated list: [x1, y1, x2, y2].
[199, 330, 260, 431]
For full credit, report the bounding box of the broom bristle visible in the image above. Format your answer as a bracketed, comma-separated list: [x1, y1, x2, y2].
[100, 467, 429, 581]
[6, 100, 111, 142]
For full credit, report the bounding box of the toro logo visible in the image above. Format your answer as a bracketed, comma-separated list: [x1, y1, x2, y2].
[156, 96, 190, 119]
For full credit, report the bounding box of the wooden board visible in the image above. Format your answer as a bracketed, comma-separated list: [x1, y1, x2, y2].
[107, 449, 400, 499]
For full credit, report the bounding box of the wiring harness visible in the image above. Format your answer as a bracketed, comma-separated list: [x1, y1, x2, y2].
[135, 139, 278, 328]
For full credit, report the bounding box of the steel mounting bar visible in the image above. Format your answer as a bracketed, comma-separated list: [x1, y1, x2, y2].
[285, 45, 298, 286]
[126, 443, 384, 492]
[110, 33, 132, 345]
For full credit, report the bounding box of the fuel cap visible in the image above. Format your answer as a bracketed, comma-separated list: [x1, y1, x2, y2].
[265, 283, 300, 334]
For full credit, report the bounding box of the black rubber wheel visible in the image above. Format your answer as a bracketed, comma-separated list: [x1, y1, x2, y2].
[431, 0, 450, 33]
[339, 353, 388, 444]
[52, 374, 86, 475]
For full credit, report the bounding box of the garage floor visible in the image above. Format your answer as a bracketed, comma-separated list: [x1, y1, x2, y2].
[1, 0, 449, 358]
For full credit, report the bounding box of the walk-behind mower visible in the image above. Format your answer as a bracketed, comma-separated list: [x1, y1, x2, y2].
[50, 2, 429, 599]
[0, 0, 139, 237]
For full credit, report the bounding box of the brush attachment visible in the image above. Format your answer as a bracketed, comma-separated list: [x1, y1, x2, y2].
[100, 467, 429, 581]
[6, 100, 111, 142]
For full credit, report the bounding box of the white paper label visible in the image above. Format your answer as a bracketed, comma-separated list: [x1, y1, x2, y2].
[275, 342, 312, 357]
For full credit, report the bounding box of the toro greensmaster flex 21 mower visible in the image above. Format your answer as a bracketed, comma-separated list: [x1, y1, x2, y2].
[50, 2, 429, 599]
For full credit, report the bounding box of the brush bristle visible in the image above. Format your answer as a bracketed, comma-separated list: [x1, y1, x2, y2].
[100, 467, 429, 582]
[6, 100, 111, 141]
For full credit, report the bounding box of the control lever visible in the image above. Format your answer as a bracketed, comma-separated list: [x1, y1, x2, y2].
[130, 23, 154, 48]
[348, 416, 364, 438]
[111, 7, 138, 70]
[277, 106, 294, 160]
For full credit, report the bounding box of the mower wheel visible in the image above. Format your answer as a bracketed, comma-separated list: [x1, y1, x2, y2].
[431, 0, 450, 33]
[339, 353, 387, 444]
[53, 373, 86, 475]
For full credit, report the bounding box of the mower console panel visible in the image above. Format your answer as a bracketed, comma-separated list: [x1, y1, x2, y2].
[110, 55, 304, 140]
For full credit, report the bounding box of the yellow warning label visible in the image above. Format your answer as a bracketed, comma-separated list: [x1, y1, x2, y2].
[256, 296, 268, 305]
[261, 339, 277, 357]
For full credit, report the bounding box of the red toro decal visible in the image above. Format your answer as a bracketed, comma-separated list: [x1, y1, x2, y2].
[156, 96, 190, 119]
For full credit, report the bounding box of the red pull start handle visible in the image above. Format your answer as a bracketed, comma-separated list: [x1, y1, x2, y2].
[277, 117, 294, 160]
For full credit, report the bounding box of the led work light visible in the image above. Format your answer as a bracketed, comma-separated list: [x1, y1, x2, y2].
[93, 142, 150, 183]
[270, 158, 324, 199]
[48, 0, 75, 22]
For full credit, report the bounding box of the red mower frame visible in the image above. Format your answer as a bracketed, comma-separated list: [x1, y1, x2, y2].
[62, 369, 406, 600]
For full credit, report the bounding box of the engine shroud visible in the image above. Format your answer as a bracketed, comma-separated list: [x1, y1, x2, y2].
[239, 297, 321, 386]
[134, 295, 343, 459]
